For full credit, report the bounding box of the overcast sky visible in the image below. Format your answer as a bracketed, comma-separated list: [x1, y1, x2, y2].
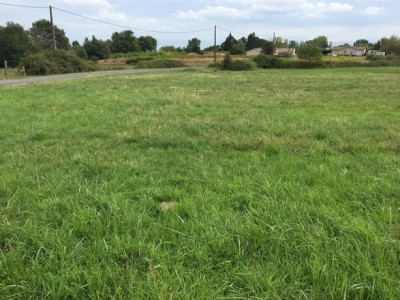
[1, 0, 399, 48]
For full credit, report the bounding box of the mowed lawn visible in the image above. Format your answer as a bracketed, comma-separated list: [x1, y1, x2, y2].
[0, 68, 399, 299]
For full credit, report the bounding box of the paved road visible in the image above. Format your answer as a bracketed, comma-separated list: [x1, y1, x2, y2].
[0, 68, 195, 87]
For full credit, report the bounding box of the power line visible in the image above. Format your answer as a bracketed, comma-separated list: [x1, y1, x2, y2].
[52, 6, 213, 34]
[0, 2, 213, 34]
[0, 2, 47, 9]
[216, 26, 248, 37]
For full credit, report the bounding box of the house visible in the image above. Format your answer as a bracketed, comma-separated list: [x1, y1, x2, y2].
[246, 48, 262, 56]
[274, 48, 296, 57]
[367, 50, 385, 56]
[331, 46, 367, 56]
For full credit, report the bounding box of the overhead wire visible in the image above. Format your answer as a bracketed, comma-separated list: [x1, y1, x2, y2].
[0, 2, 47, 9]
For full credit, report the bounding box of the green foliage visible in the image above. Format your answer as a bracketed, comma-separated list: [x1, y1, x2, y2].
[159, 45, 178, 52]
[297, 41, 323, 63]
[274, 36, 289, 48]
[253, 54, 283, 68]
[229, 44, 246, 55]
[138, 36, 157, 52]
[354, 39, 370, 47]
[312, 35, 329, 49]
[245, 32, 267, 51]
[18, 50, 96, 75]
[380, 35, 400, 56]
[0, 22, 32, 67]
[125, 57, 154, 65]
[84, 36, 111, 60]
[221, 33, 238, 51]
[29, 19, 69, 51]
[135, 58, 184, 69]
[262, 41, 275, 55]
[110, 30, 141, 53]
[221, 55, 255, 71]
[185, 38, 202, 54]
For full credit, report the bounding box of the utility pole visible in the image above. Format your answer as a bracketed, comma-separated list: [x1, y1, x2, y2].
[49, 5, 56, 50]
[214, 25, 217, 64]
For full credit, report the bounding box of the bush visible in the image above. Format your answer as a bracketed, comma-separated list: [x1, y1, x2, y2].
[125, 57, 154, 65]
[135, 59, 184, 69]
[19, 50, 97, 75]
[253, 54, 284, 68]
[220, 55, 255, 71]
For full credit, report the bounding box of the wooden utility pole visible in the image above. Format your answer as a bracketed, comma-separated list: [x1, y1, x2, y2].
[4, 61, 7, 78]
[214, 25, 217, 64]
[50, 5, 56, 50]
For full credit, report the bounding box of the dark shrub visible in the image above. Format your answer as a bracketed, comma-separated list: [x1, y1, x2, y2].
[227, 60, 255, 71]
[125, 57, 154, 65]
[19, 50, 97, 75]
[136, 59, 184, 69]
[253, 54, 284, 68]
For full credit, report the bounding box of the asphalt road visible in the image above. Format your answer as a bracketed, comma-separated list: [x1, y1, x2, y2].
[0, 68, 194, 87]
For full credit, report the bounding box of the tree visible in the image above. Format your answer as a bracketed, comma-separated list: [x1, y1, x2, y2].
[245, 32, 267, 50]
[29, 19, 69, 51]
[138, 36, 157, 52]
[84, 36, 111, 60]
[0, 22, 32, 67]
[353, 39, 369, 47]
[221, 33, 237, 51]
[297, 41, 323, 63]
[110, 30, 141, 53]
[229, 44, 246, 55]
[289, 40, 299, 49]
[380, 35, 400, 56]
[274, 37, 288, 48]
[262, 41, 275, 55]
[185, 38, 201, 54]
[160, 45, 178, 52]
[312, 36, 329, 49]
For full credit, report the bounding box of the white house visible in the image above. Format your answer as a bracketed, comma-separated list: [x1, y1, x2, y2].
[246, 48, 262, 56]
[332, 46, 367, 56]
[367, 50, 386, 56]
[274, 48, 296, 57]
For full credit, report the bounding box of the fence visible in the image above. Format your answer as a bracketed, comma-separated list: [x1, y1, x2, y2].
[3, 61, 26, 79]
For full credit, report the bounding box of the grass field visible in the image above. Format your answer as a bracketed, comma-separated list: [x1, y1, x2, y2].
[0, 68, 399, 299]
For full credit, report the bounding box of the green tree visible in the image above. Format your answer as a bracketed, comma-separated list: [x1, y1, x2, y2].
[274, 37, 288, 48]
[245, 32, 267, 50]
[110, 30, 141, 53]
[312, 36, 329, 49]
[221, 33, 237, 51]
[229, 44, 246, 55]
[0, 22, 32, 67]
[262, 41, 275, 55]
[159, 45, 178, 52]
[138, 36, 157, 52]
[29, 19, 69, 51]
[84, 36, 111, 60]
[353, 39, 369, 47]
[297, 40, 323, 63]
[185, 38, 201, 54]
[380, 35, 400, 56]
[289, 40, 299, 49]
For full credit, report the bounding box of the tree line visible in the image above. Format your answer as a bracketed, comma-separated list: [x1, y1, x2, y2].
[1, 19, 400, 68]
[0, 20, 158, 67]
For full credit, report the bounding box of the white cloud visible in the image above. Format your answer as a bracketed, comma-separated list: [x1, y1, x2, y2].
[56, 0, 113, 9]
[365, 6, 385, 15]
[175, 1, 354, 20]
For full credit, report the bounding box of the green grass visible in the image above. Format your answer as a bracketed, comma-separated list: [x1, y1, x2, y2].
[0, 68, 399, 299]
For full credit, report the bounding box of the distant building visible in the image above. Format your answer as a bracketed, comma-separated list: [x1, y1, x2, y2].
[274, 48, 296, 57]
[246, 47, 296, 57]
[367, 50, 386, 56]
[246, 48, 262, 56]
[332, 46, 367, 56]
